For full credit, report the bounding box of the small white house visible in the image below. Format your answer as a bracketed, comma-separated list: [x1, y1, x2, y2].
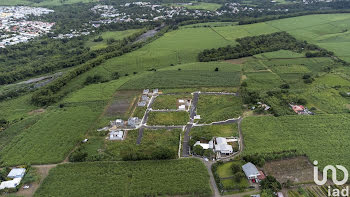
[178, 105, 186, 111]
[109, 130, 124, 140]
[143, 89, 149, 95]
[0, 178, 22, 190]
[242, 162, 260, 180]
[8, 168, 26, 179]
[138, 101, 147, 107]
[194, 139, 214, 150]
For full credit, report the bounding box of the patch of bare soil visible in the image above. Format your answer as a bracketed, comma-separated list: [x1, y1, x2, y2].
[105, 90, 139, 117]
[28, 109, 45, 115]
[15, 164, 57, 197]
[263, 156, 315, 184]
[225, 58, 248, 65]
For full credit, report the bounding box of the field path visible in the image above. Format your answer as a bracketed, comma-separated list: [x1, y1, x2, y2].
[15, 164, 57, 197]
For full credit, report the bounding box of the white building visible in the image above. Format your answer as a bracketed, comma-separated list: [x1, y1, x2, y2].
[178, 105, 186, 111]
[109, 130, 124, 140]
[215, 137, 233, 154]
[8, 168, 26, 179]
[0, 168, 26, 190]
[0, 178, 22, 190]
[242, 162, 260, 180]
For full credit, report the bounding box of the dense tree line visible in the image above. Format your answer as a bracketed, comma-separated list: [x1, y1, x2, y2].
[198, 32, 333, 62]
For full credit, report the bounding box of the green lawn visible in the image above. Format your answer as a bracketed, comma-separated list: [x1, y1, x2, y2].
[197, 95, 243, 123]
[34, 159, 212, 197]
[147, 111, 189, 126]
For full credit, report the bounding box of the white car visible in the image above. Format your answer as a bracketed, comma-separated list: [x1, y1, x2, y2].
[23, 185, 30, 189]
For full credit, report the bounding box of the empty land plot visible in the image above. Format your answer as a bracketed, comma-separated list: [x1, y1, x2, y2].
[197, 95, 242, 124]
[191, 124, 238, 141]
[244, 71, 284, 91]
[120, 70, 241, 90]
[263, 156, 315, 183]
[132, 106, 147, 119]
[147, 111, 189, 126]
[106, 129, 180, 160]
[152, 94, 191, 110]
[34, 159, 212, 197]
[105, 90, 139, 118]
[242, 114, 350, 178]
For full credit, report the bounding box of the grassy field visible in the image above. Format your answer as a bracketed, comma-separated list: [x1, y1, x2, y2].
[242, 114, 350, 177]
[152, 94, 191, 110]
[34, 159, 212, 197]
[119, 62, 241, 90]
[95, 27, 234, 76]
[147, 111, 189, 126]
[191, 124, 239, 140]
[85, 29, 141, 51]
[197, 95, 243, 123]
[106, 129, 180, 160]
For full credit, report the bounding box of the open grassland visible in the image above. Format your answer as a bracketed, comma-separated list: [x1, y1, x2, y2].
[85, 29, 141, 51]
[197, 95, 243, 123]
[120, 62, 241, 90]
[242, 114, 350, 177]
[152, 94, 191, 110]
[106, 129, 180, 160]
[34, 159, 212, 197]
[147, 111, 189, 126]
[191, 124, 239, 140]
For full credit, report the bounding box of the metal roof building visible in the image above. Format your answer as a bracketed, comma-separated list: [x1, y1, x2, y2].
[242, 162, 260, 180]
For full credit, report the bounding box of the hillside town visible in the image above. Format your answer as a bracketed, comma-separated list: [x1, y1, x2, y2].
[0, 6, 54, 48]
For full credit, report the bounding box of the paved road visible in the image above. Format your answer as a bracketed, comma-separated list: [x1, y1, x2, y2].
[136, 95, 158, 144]
[182, 92, 199, 157]
[201, 159, 221, 197]
[144, 125, 184, 129]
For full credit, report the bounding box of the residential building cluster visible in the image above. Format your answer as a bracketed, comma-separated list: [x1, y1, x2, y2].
[0, 168, 26, 190]
[89, 2, 265, 27]
[0, 6, 54, 48]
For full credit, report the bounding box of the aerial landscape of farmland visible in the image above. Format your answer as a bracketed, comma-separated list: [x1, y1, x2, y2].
[1, 0, 350, 196]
